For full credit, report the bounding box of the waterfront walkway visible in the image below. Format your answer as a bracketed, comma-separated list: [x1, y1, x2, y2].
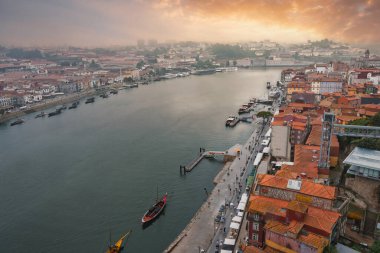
[164, 117, 268, 253]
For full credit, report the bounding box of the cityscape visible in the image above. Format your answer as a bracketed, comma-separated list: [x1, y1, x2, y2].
[1, 1, 380, 253]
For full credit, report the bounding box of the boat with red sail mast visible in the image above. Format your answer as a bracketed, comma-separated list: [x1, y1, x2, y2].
[141, 192, 167, 224]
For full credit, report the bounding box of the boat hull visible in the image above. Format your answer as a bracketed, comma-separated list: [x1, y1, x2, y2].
[141, 194, 167, 224]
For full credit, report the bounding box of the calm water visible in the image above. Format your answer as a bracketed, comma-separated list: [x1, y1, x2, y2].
[0, 69, 280, 253]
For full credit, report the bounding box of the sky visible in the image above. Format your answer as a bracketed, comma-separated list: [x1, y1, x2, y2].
[0, 0, 379, 47]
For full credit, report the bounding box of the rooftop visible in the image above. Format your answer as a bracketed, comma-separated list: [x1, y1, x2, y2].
[264, 220, 329, 249]
[344, 147, 380, 171]
[249, 195, 340, 235]
[257, 174, 336, 200]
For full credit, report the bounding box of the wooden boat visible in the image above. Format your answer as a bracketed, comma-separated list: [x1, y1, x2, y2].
[141, 193, 167, 224]
[105, 230, 132, 253]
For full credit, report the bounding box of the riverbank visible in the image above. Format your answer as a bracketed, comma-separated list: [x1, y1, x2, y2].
[0, 85, 125, 124]
[164, 123, 261, 253]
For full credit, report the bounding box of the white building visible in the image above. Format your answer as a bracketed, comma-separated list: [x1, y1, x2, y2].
[270, 125, 291, 161]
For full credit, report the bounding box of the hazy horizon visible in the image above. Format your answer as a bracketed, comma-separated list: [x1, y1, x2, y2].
[1, 0, 379, 47]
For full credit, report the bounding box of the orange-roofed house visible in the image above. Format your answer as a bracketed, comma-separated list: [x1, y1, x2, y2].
[255, 174, 337, 210]
[246, 195, 341, 252]
[337, 96, 360, 108]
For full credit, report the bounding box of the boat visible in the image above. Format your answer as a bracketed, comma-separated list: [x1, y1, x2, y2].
[105, 230, 132, 253]
[266, 82, 271, 89]
[141, 192, 167, 224]
[59, 105, 67, 110]
[100, 93, 109, 98]
[48, 108, 62, 117]
[122, 83, 139, 88]
[85, 97, 95, 104]
[225, 116, 240, 127]
[110, 89, 118, 94]
[238, 105, 251, 114]
[35, 112, 46, 118]
[68, 102, 79, 109]
[10, 119, 24, 126]
[192, 69, 216, 75]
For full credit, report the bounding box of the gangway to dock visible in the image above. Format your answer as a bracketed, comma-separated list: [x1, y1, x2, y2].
[180, 144, 242, 174]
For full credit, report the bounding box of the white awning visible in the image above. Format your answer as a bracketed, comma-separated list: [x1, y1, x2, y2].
[230, 222, 240, 230]
[237, 211, 244, 217]
[223, 238, 236, 245]
[263, 146, 270, 154]
[237, 202, 246, 210]
[240, 193, 248, 203]
[220, 250, 233, 253]
[232, 216, 242, 223]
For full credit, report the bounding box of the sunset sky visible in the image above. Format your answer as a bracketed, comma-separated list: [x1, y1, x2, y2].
[0, 0, 379, 47]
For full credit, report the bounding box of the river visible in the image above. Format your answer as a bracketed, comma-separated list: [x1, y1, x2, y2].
[0, 68, 281, 252]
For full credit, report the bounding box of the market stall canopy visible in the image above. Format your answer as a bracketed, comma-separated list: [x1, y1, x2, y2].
[230, 222, 240, 230]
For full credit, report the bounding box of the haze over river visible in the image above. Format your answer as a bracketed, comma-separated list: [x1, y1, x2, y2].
[0, 69, 281, 252]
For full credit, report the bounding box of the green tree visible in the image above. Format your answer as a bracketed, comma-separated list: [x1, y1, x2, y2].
[256, 111, 273, 118]
[226, 60, 230, 67]
[349, 118, 371, 126]
[136, 60, 145, 69]
[352, 138, 380, 151]
[233, 60, 237, 66]
[370, 240, 380, 253]
[89, 60, 99, 69]
[123, 77, 133, 83]
[372, 112, 380, 126]
[323, 245, 337, 253]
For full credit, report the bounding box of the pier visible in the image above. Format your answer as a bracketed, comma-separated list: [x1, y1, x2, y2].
[180, 145, 241, 174]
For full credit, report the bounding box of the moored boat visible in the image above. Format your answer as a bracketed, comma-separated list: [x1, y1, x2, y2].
[105, 230, 132, 253]
[35, 112, 46, 118]
[68, 101, 79, 109]
[142, 193, 167, 224]
[48, 108, 62, 117]
[225, 116, 240, 127]
[10, 119, 24, 126]
[85, 97, 95, 104]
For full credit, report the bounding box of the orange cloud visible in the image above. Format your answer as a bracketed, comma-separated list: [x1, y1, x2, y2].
[157, 0, 380, 44]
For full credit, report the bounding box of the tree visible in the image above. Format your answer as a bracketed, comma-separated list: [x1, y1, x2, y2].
[352, 138, 380, 151]
[256, 111, 273, 118]
[123, 77, 133, 83]
[323, 245, 337, 253]
[233, 60, 237, 66]
[226, 60, 230, 67]
[349, 118, 371, 126]
[89, 60, 99, 69]
[372, 112, 380, 127]
[136, 60, 145, 69]
[370, 240, 380, 253]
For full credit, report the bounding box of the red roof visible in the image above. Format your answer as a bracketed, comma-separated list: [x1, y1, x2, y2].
[258, 174, 336, 200]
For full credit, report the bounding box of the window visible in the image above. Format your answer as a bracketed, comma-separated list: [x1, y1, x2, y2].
[254, 213, 260, 221]
[253, 222, 259, 231]
[252, 233, 258, 241]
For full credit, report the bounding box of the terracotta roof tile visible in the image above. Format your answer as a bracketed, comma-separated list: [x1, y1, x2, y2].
[250, 196, 340, 235]
[258, 174, 336, 200]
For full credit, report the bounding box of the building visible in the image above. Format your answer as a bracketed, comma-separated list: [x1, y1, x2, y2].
[344, 147, 380, 238]
[247, 174, 347, 252]
[271, 124, 291, 161]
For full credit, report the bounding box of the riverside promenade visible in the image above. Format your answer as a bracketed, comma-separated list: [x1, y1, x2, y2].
[164, 118, 265, 253]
